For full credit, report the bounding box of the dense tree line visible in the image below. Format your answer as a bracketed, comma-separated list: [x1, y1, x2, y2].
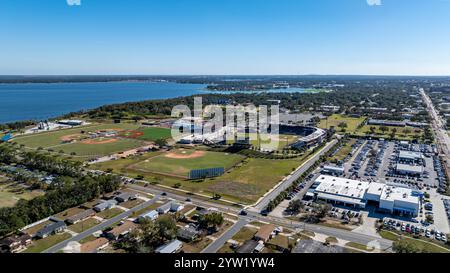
[0, 120, 35, 132]
[0, 144, 83, 177]
[0, 174, 121, 237]
[57, 81, 424, 122]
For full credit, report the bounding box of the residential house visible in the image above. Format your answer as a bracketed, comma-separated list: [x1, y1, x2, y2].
[115, 192, 137, 203]
[105, 221, 136, 240]
[94, 200, 118, 212]
[177, 226, 200, 242]
[35, 221, 67, 239]
[0, 233, 32, 253]
[65, 209, 95, 225]
[254, 224, 276, 243]
[136, 210, 159, 223]
[155, 240, 183, 254]
[236, 240, 260, 254]
[157, 202, 184, 214]
[80, 237, 109, 253]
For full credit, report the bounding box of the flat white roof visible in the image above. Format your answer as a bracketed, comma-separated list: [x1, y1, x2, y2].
[398, 150, 423, 160]
[366, 182, 386, 196]
[315, 175, 369, 200]
[380, 186, 419, 205]
[323, 165, 345, 172]
[396, 163, 423, 173]
[316, 192, 367, 206]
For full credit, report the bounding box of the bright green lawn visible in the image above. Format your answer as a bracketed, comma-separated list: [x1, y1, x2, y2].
[226, 133, 299, 151]
[13, 123, 140, 149]
[138, 127, 172, 141]
[131, 149, 245, 177]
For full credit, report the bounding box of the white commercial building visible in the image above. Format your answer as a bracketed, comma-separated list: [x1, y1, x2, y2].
[321, 165, 345, 176]
[313, 175, 421, 216]
[378, 186, 420, 216]
[395, 163, 424, 176]
[314, 175, 370, 209]
[398, 151, 423, 164]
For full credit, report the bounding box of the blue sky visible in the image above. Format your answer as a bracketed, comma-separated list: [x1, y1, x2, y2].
[0, 0, 449, 75]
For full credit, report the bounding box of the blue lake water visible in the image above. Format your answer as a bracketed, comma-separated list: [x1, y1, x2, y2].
[0, 82, 307, 124]
[0, 82, 207, 124]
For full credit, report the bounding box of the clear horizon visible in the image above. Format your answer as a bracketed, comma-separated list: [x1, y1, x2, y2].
[1, 0, 450, 75]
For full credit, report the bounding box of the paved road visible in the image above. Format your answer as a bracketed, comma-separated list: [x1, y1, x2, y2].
[131, 183, 392, 250]
[128, 184, 241, 214]
[243, 211, 393, 250]
[253, 139, 338, 211]
[201, 219, 249, 253]
[42, 196, 160, 253]
[421, 88, 450, 177]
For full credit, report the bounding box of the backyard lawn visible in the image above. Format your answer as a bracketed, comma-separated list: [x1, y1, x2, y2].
[24, 233, 72, 253]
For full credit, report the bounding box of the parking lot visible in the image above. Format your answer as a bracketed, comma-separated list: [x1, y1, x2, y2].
[381, 217, 448, 244]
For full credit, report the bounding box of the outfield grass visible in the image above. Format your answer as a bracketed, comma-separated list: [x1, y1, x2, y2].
[0, 180, 44, 208]
[55, 138, 144, 159]
[24, 233, 72, 253]
[13, 123, 140, 148]
[131, 149, 245, 177]
[319, 114, 366, 132]
[92, 148, 309, 204]
[138, 127, 172, 141]
[227, 133, 299, 151]
[208, 157, 307, 203]
[13, 123, 147, 160]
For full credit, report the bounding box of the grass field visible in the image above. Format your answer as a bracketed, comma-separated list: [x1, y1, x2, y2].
[92, 148, 309, 204]
[14, 123, 140, 148]
[68, 218, 101, 233]
[379, 230, 450, 253]
[96, 207, 124, 219]
[227, 133, 300, 151]
[207, 156, 307, 203]
[137, 127, 172, 141]
[0, 180, 44, 208]
[354, 125, 424, 140]
[24, 233, 72, 253]
[328, 139, 357, 162]
[130, 149, 245, 177]
[232, 226, 258, 242]
[13, 123, 146, 160]
[319, 114, 366, 132]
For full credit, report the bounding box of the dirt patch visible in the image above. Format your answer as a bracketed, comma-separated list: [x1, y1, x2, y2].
[81, 138, 118, 145]
[165, 150, 206, 159]
[208, 181, 260, 202]
[120, 130, 144, 139]
[60, 134, 85, 142]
